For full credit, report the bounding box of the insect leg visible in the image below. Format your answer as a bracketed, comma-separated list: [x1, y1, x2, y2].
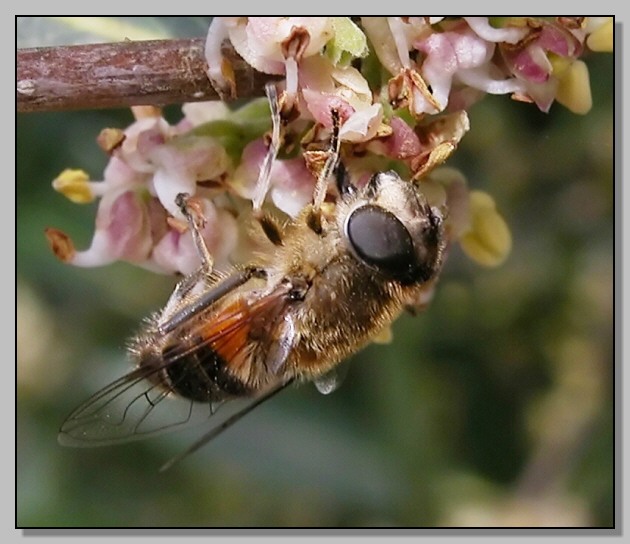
[311, 108, 341, 211]
[252, 82, 283, 214]
[159, 266, 209, 319]
[175, 192, 214, 272]
[158, 266, 266, 335]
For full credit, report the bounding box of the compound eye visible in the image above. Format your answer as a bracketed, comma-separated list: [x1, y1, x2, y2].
[346, 205, 416, 282]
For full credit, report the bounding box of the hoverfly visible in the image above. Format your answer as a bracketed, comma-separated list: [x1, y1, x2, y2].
[59, 84, 447, 470]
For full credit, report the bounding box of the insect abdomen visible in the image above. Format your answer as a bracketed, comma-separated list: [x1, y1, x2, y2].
[140, 342, 252, 403]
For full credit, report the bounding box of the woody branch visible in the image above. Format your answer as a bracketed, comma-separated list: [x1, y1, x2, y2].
[17, 38, 279, 113]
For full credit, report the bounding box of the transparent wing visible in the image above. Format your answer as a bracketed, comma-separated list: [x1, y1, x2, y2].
[59, 362, 294, 451]
[58, 365, 221, 447]
[59, 285, 293, 447]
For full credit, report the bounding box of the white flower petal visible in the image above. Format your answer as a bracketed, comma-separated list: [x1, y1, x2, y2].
[181, 101, 231, 126]
[339, 103, 383, 142]
[464, 17, 527, 44]
[151, 169, 197, 218]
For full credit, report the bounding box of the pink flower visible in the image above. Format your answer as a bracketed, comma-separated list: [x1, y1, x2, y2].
[207, 17, 380, 138]
[48, 108, 237, 275]
[149, 136, 231, 218]
[499, 18, 587, 112]
[47, 17, 611, 279]
[415, 20, 523, 111]
[378, 116, 422, 160]
[299, 57, 381, 142]
[46, 188, 157, 268]
[362, 17, 605, 115]
[150, 198, 239, 275]
[207, 17, 335, 101]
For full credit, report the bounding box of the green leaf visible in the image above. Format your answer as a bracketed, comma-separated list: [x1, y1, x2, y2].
[186, 98, 272, 161]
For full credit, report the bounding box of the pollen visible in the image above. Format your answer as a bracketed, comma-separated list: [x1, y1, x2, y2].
[52, 169, 95, 204]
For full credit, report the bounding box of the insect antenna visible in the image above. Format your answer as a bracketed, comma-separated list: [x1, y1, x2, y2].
[159, 378, 295, 472]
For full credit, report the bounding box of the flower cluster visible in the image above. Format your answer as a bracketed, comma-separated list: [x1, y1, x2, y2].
[47, 16, 613, 276]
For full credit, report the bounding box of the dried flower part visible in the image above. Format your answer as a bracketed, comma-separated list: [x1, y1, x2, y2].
[411, 111, 470, 179]
[388, 68, 442, 116]
[281, 26, 311, 61]
[44, 227, 76, 262]
[96, 128, 126, 154]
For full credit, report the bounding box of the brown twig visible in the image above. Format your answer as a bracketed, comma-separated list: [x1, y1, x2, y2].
[17, 38, 278, 113]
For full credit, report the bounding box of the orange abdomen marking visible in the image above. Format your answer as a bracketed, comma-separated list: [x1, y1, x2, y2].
[199, 299, 252, 366]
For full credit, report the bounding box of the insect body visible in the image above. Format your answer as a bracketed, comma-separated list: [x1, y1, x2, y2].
[58, 86, 447, 468]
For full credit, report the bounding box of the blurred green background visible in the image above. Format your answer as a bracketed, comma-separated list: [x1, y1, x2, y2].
[17, 18, 614, 528]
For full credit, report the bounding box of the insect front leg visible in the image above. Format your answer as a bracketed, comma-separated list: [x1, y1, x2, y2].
[162, 266, 208, 313]
[175, 192, 214, 273]
[311, 108, 341, 211]
[247, 82, 290, 247]
[252, 82, 284, 214]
